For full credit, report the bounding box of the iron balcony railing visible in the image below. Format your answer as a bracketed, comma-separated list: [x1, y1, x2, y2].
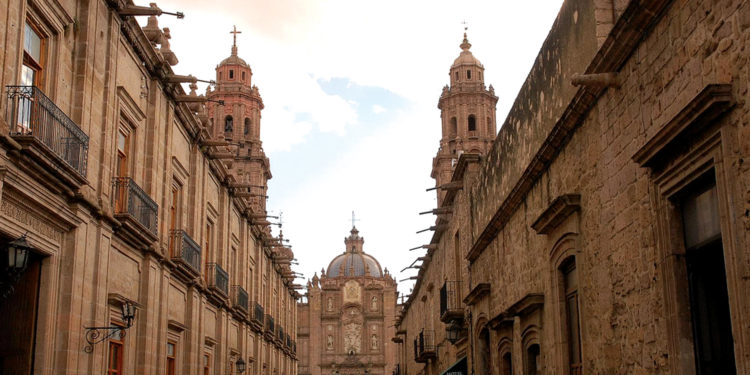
[265, 314, 275, 334]
[292, 340, 297, 353]
[440, 280, 463, 322]
[232, 286, 249, 312]
[6, 86, 89, 176]
[253, 302, 264, 324]
[416, 329, 436, 361]
[112, 177, 158, 236]
[169, 230, 201, 274]
[286, 333, 291, 348]
[278, 325, 285, 342]
[207, 263, 229, 297]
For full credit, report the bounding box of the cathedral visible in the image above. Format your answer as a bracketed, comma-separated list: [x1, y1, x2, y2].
[297, 227, 398, 375]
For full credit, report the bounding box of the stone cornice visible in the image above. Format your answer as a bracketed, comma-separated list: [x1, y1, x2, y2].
[463, 283, 490, 306]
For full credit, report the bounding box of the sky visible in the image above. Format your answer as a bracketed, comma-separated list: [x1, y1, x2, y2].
[147, 0, 564, 297]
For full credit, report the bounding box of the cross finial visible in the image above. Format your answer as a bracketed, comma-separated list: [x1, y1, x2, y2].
[230, 25, 242, 55]
[278, 211, 284, 227]
[460, 21, 471, 51]
[462, 20, 468, 32]
[351, 211, 360, 228]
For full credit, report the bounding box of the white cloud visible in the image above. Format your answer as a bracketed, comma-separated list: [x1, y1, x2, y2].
[372, 104, 386, 114]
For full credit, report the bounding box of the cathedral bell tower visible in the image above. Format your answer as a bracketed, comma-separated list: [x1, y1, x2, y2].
[432, 31, 498, 204]
[206, 26, 271, 213]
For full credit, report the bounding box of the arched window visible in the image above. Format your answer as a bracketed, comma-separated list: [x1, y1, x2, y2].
[455, 71, 459, 81]
[478, 327, 491, 375]
[467, 70, 472, 80]
[224, 116, 233, 139]
[229, 69, 234, 79]
[450, 117, 457, 135]
[468, 115, 476, 132]
[487, 117, 493, 134]
[244, 118, 251, 135]
[218, 72, 222, 80]
[501, 352, 513, 375]
[525, 344, 540, 375]
[241, 71, 246, 81]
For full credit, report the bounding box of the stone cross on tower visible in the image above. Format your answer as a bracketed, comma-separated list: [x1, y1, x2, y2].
[230, 25, 242, 55]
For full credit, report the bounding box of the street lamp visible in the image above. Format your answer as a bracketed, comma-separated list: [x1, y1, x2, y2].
[446, 321, 463, 345]
[236, 357, 247, 373]
[6, 234, 32, 271]
[84, 300, 138, 353]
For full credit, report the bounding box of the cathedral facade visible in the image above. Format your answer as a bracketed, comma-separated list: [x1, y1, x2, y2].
[297, 228, 398, 375]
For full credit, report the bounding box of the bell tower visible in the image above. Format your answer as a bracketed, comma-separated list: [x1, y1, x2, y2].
[432, 30, 498, 204]
[206, 26, 271, 213]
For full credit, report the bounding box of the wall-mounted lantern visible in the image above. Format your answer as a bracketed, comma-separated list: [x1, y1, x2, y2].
[6, 234, 32, 271]
[446, 320, 463, 345]
[83, 301, 137, 353]
[236, 357, 247, 373]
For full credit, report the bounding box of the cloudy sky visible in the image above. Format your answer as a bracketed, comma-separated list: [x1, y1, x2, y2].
[149, 0, 564, 296]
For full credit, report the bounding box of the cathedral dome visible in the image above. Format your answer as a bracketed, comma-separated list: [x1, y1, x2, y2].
[326, 227, 383, 277]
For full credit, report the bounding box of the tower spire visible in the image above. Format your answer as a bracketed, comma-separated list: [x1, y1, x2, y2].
[230, 25, 242, 56]
[460, 21, 471, 51]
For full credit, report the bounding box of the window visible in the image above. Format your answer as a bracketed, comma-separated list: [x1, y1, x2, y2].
[501, 352, 513, 375]
[205, 222, 214, 276]
[242, 71, 246, 81]
[203, 353, 211, 375]
[467, 70, 471, 80]
[244, 118, 251, 135]
[455, 71, 459, 81]
[487, 117, 493, 134]
[107, 325, 124, 375]
[231, 247, 237, 284]
[116, 129, 130, 178]
[468, 115, 476, 132]
[450, 117, 457, 135]
[168, 183, 182, 255]
[478, 327, 491, 375]
[166, 342, 176, 375]
[22, 21, 44, 87]
[218, 72, 222, 80]
[680, 175, 736, 374]
[225, 115, 233, 134]
[229, 69, 234, 79]
[562, 258, 582, 374]
[525, 344, 540, 375]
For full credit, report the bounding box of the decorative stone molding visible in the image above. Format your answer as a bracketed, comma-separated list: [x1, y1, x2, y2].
[463, 283, 490, 306]
[531, 194, 581, 235]
[633, 84, 733, 167]
[488, 293, 544, 330]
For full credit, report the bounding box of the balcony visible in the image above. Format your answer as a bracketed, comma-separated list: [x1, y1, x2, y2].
[264, 314, 275, 341]
[415, 329, 436, 362]
[206, 263, 229, 298]
[250, 302, 264, 331]
[169, 230, 201, 277]
[231, 286, 248, 314]
[440, 281, 463, 323]
[276, 325, 285, 347]
[112, 177, 158, 247]
[5, 86, 88, 186]
[286, 333, 291, 348]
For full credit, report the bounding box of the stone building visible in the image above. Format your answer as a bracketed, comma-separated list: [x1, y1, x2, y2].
[297, 227, 398, 375]
[396, 1, 749, 375]
[0, 1, 299, 374]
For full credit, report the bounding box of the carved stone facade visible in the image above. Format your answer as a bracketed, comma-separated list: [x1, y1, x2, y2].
[298, 228, 398, 375]
[396, 1, 750, 375]
[0, 1, 298, 374]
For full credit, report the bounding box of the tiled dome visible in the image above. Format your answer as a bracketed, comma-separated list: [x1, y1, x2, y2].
[325, 227, 383, 278]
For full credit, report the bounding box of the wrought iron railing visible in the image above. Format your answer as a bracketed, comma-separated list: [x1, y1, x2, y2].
[265, 314, 275, 334]
[232, 286, 248, 312]
[286, 333, 291, 348]
[112, 177, 158, 236]
[207, 263, 229, 296]
[169, 230, 201, 274]
[440, 280, 463, 322]
[6, 86, 89, 176]
[253, 302, 264, 324]
[278, 325, 284, 342]
[417, 329, 436, 360]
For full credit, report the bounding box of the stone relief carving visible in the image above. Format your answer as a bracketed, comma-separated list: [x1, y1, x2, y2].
[370, 295, 378, 311]
[343, 322, 361, 353]
[343, 280, 360, 304]
[371, 334, 378, 350]
[327, 296, 333, 311]
[326, 335, 334, 351]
